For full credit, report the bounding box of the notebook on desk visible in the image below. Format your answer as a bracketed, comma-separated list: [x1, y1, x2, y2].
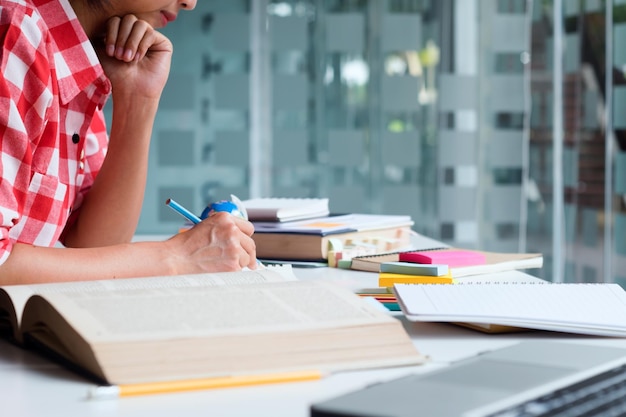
[310, 341, 626, 417]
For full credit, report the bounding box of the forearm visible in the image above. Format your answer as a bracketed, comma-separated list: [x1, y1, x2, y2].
[65, 14, 173, 248]
[63, 96, 159, 247]
[0, 241, 175, 285]
[0, 214, 259, 286]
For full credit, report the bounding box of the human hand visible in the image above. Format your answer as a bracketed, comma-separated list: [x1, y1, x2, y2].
[165, 212, 259, 273]
[98, 14, 173, 100]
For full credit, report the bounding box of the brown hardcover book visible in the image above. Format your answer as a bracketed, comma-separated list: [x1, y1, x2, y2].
[252, 214, 414, 261]
[0, 268, 425, 385]
[253, 225, 413, 261]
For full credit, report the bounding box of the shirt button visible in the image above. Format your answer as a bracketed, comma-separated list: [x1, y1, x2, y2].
[72, 133, 80, 144]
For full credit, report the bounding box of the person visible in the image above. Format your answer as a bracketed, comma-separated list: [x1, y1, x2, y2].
[0, 0, 259, 285]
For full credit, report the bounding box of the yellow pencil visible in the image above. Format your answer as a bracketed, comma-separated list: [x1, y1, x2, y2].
[87, 370, 324, 399]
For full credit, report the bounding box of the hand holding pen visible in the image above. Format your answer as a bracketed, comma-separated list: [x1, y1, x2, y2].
[165, 196, 262, 269]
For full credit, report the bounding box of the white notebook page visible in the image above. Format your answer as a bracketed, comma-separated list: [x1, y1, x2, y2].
[394, 282, 626, 336]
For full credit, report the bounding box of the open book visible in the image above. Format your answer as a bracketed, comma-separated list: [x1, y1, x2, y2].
[0, 267, 425, 385]
[394, 282, 626, 337]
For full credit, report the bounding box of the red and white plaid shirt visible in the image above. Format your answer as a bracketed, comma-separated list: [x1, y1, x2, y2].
[0, 0, 111, 264]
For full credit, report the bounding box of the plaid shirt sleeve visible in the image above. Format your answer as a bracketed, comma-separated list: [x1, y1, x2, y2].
[0, 2, 110, 264]
[0, 8, 54, 263]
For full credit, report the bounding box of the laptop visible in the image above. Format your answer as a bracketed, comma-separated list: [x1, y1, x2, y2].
[310, 341, 626, 417]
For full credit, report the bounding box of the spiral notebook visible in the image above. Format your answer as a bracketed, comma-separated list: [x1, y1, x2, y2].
[394, 282, 626, 337]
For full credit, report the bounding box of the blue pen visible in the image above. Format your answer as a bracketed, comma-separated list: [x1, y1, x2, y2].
[165, 198, 201, 224]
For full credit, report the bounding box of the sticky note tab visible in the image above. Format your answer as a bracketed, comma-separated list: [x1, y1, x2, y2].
[337, 259, 353, 269]
[380, 262, 449, 276]
[399, 250, 486, 267]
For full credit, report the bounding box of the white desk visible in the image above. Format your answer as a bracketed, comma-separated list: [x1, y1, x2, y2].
[2, 268, 625, 417]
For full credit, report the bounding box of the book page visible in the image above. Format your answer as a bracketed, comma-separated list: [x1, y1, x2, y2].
[25, 280, 395, 343]
[2, 266, 295, 333]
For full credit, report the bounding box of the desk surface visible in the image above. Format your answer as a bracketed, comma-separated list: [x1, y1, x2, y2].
[2, 268, 624, 417]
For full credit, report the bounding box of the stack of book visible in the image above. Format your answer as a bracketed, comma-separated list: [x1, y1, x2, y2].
[250, 211, 414, 262]
[350, 248, 543, 287]
[378, 261, 455, 287]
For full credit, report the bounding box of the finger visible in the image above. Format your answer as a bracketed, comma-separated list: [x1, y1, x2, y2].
[115, 15, 152, 62]
[134, 29, 158, 61]
[240, 233, 257, 257]
[122, 19, 153, 62]
[208, 213, 254, 236]
[111, 15, 137, 60]
[239, 251, 252, 270]
[239, 235, 259, 269]
[232, 217, 255, 236]
[126, 20, 164, 62]
[247, 257, 260, 270]
[104, 16, 121, 57]
[240, 250, 260, 271]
